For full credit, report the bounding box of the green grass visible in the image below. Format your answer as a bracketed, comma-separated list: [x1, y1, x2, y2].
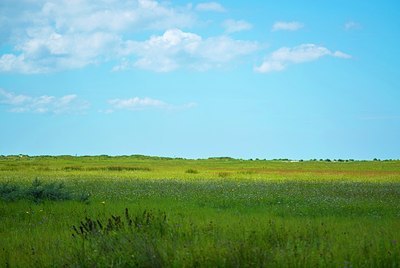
[1, 155, 400, 267]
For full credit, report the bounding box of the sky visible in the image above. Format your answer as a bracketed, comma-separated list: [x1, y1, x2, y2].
[0, 0, 399, 160]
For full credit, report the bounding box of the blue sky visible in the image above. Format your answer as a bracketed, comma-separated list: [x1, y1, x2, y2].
[0, 0, 399, 159]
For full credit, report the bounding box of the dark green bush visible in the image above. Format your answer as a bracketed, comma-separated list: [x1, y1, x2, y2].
[0, 182, 22, 201]
[0, 178, 88, 203]
[77, 192, 91, 204]
[26, 178, 71, 203]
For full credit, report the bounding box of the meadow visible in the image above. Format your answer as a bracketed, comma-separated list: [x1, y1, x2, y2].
[1, 155, 399, 267]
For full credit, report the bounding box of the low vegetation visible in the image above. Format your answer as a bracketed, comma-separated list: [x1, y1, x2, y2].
[0, 155, 399, 266]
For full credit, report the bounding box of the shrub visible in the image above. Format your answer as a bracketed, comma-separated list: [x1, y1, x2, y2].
[0, 178, 89, 203]
[0, 182, 22, 201]
[26, 178, 71, 203]
[77, 192, 91, 204]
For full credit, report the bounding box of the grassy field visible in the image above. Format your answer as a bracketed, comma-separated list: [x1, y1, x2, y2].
[1, 155, 400, 267]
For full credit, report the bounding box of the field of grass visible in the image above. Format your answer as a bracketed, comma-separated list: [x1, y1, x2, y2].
[1, 155, 400, 267]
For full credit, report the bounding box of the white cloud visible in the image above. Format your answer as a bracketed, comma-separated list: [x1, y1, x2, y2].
[254, 61, 285, 73]
[222, 19, 252, 33]
[109, 97, 167, 110]
[333, 51, 351, 59]
[0, 54, 39, 73]
[272, 21, 304, 32]
[0, 1, 258, 73]
[195, 2, 226, 12]
[255, 44, 351, 73]
[0, 88, 89, 114]
[0, 1, 353, 74]
[0, 0, 196, 73]
[0, 88, 31, 105]
[1, 28, 123, 73]
[107, 97, 196, 112]
[36, 0, 194, 33]
[114, 29, 259, 72]
[345, 21, 362, 31]
[2, 26, 258, 73]
[198, 36, 258, 64]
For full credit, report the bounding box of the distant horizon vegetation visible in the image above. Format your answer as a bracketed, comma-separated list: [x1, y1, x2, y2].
[2, 154, 398, 162]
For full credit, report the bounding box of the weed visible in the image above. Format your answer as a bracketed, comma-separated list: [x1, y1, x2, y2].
[70, 209, 169, 267]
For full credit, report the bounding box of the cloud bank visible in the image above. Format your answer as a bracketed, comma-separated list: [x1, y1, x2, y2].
[0, 1, 352, 74]
[0, 0, 259, 73]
